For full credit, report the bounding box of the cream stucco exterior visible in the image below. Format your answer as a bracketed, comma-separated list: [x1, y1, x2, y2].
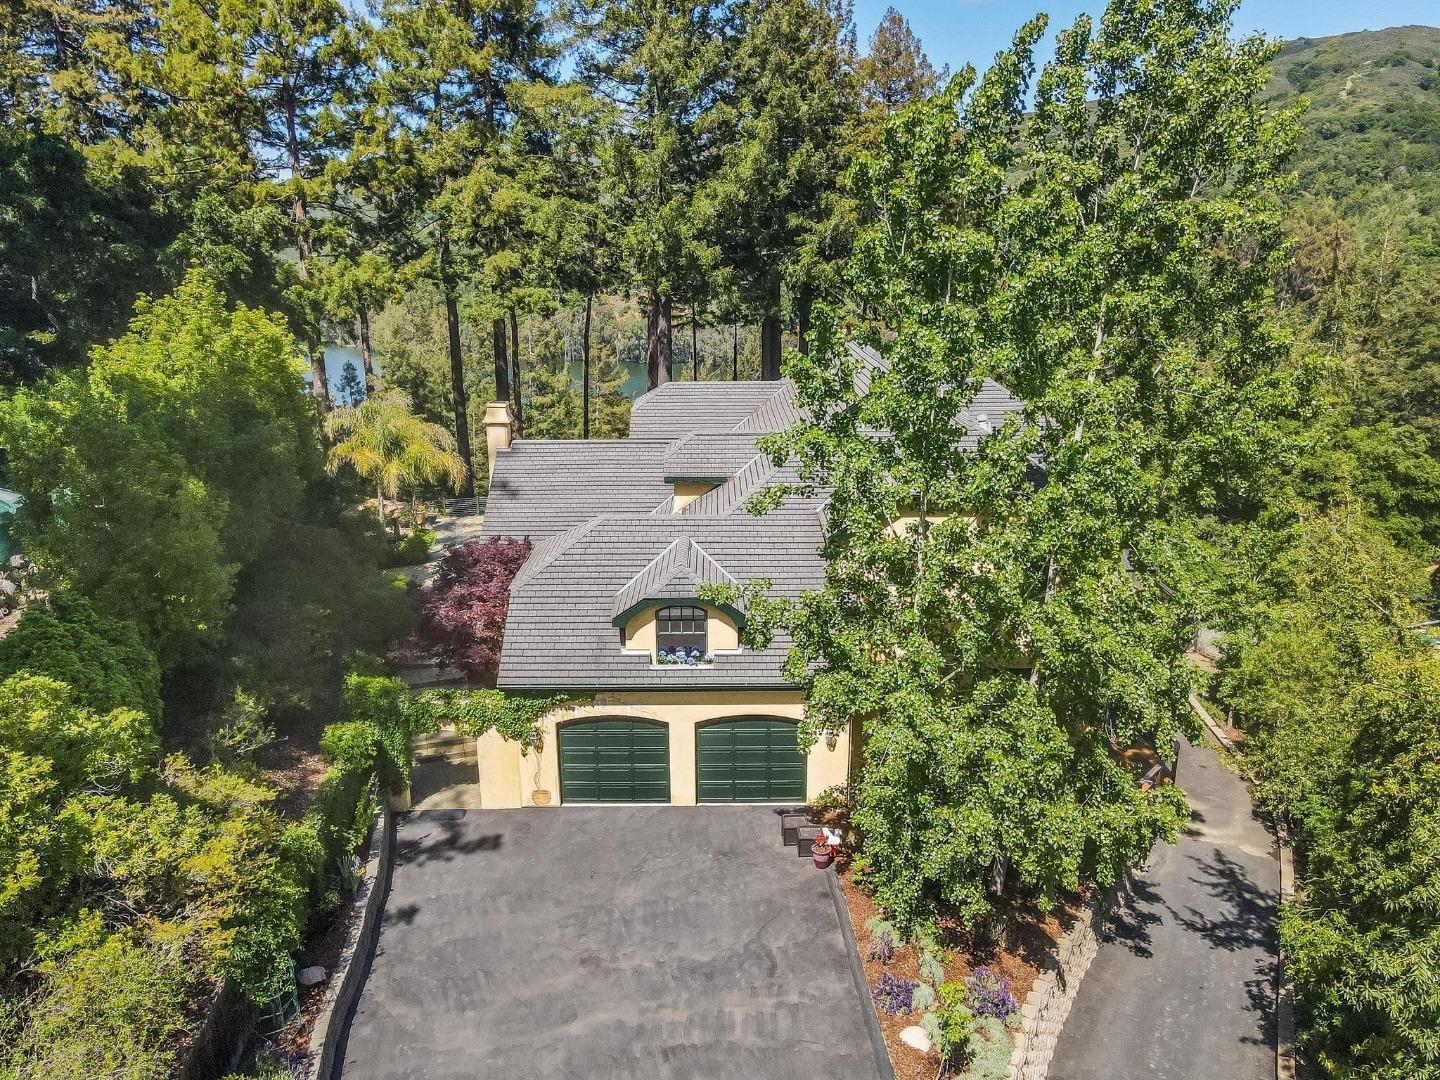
[621, 604, 741, 655]
[471, 690, 852, 808]
[671, 481, 718, 511]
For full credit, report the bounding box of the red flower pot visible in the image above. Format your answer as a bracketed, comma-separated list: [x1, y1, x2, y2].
[812, 842, 834, 869]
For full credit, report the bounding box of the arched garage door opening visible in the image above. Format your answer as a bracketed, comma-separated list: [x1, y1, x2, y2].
[559, 719, 670, 803]
[696, 717, 806, 802]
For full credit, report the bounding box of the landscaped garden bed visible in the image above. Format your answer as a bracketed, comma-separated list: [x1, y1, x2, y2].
[833, 853, 1083, 1078]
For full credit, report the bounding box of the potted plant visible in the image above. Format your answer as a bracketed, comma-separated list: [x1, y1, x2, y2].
[812, 834, 835, 869]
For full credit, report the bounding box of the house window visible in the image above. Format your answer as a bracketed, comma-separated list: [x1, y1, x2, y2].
[656, 605, 707, 663]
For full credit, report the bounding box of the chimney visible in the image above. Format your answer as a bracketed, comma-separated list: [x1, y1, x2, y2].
[483, 401, 514, 479]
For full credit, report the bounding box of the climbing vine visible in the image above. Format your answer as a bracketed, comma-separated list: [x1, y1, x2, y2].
[413, 688, 586, 744]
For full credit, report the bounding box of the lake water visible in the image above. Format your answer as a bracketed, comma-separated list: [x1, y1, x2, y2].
[312, 345, 653, 402]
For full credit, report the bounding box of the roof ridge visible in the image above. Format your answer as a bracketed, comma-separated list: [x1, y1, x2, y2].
[510, 516, 604, 588]
[609, 535, 740, 621]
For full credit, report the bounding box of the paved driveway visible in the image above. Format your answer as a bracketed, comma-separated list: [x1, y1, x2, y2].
[1050, 738, 1279, 1080]
[337, 806, 889, 1080]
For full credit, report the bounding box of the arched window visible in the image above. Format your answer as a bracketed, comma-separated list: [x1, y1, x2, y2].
[656, 605, 707, 661]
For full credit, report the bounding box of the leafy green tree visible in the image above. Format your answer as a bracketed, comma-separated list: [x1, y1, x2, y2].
[0, 272, 318, 659]
[0, 131, 174, 385]
[324, 389, 467, 527]
[578, 0, 732, 388]
[0, 596, 161, 719]
[728, 0, 1303, 927]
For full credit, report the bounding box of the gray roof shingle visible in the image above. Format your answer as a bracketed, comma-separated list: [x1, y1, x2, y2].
[480, 440, 673, 540]
[483, 345, 1025, 691]
[497, 511, 825, 690]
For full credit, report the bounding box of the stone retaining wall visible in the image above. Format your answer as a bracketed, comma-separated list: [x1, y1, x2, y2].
[1008, 876, 1132, 1080]
[305, 808, 394, 1080]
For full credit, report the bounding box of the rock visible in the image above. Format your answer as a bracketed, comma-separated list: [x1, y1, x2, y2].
[899, 1025, 932, 1053]
[298, 965, 328, 986]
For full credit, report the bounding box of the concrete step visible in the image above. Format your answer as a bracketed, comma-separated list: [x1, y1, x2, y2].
[780, 810, 817, 848]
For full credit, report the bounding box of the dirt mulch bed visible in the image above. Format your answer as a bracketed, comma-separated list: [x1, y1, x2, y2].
[836, 862, 1083, 1080]
[267, 892, 362, 1062]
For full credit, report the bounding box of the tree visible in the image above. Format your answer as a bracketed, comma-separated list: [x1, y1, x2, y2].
[578, 0, 732, 389]
[391, 537, 531, 685]
[0, 272, 318, 660]
[0, 595, 161, 720]
[727, 0, 1303, 927]
[853, 7, 944, 148]
[704, 0, 858, 377]
[324, 389, 468, 528]
[369, 0, 554, 493]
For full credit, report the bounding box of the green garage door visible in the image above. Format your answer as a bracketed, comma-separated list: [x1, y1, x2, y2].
[559, 720, 670, 803]
[697, 717, 806, 802]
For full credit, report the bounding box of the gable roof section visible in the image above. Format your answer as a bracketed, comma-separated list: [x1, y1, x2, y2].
[480, 439, 674, 540]
[609, 535, 740, 623]
[498, 510, 825, 690]
[626, 381, 794, 440]
[660, 432, 765, 483]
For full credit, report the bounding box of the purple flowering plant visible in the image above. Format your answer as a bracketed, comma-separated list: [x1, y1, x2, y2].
[965, 966, 1017, 1019]
[872, 971, 918, 1014]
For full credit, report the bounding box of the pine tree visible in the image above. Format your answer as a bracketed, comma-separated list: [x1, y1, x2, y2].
[704, 0, 858, 375]
[854, 6, 944, 148]
[368, 0, 554, 494]
[577, 0, 732, 389]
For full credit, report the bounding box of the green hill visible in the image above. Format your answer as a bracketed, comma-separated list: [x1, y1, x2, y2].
[1267, 26, 1440, 248]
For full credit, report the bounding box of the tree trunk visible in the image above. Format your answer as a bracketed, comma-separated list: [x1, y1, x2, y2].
[759, 274, 782, 380]
[582, 293, 593, 439]
[691, 310, 699, 381]
[436, 231, 473, 496]
[509, 307, 524, 437]
[376, 481, 387, 529]
[797, 283, 813, 357]
[646, 287, 673, 389]
[492, 316, 510, 405]
[733, 323, 739, 381]
[358, 307, 375, 382]
[285, 86, 329, 411]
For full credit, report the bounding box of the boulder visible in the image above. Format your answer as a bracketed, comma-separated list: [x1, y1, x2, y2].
[298, 966, 328, 987]
[899, 1025, 932, 1053]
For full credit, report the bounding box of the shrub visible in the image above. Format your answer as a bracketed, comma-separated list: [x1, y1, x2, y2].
[931, 981, 976, 1062]
[866, 929, 895, 965]
[911, 982, 936, 1011]
[871, 971, 918, 1014]
[5, 931, 191, 1080]
[965, 966, 1017, 1020]
[391, 537, 531, 685]
[0, 596, 161, 720]
[381, 527, 435, 568]
[962, 1016, 1013, 1080]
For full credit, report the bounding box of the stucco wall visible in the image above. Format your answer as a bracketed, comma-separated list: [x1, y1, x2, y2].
[672, 481, 717, 511]
[621, 605, 741, 654]
[477, 691, 851, 808]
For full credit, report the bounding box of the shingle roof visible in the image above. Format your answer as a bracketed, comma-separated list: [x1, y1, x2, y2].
[609, 536, 740, 622]
[480, 440, 673, 540]
[484, 344, 1026, 691]
[626, 381, 794, 440]
[660, 432, 765, 482]
[497, 511, 825, 690]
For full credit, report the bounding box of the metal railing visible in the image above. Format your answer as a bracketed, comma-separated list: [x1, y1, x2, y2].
[443, 496, 486, 518]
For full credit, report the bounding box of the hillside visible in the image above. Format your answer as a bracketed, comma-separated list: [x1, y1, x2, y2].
[1267, 26, 1440, 243]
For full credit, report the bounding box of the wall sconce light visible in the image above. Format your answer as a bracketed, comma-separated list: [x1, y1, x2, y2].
[825, 731, 838, 752]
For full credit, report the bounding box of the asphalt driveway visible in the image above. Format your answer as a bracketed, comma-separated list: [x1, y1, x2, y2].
[336, 806, 889, 1080]
[1049, 738, 1279, 1080]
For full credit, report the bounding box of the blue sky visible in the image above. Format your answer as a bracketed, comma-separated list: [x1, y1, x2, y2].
[852, 0, 1439, 78]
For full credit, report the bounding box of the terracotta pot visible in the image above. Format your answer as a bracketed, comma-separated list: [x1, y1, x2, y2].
[531, 789, 552, 806]
[812, 842, 834, 869]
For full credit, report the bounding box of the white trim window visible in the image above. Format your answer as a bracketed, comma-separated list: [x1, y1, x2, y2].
[656, 605, 708, 664]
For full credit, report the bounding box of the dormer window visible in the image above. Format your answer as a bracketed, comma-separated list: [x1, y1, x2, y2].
[656, 605, 708, 663]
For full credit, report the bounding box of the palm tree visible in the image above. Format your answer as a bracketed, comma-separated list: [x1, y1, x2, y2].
[324, 390, 468, 529]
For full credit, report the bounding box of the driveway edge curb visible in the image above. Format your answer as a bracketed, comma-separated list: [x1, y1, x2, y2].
[307, 806, 395, 1080]
[1008, 873, 1133, 1079]
[823, 868, 895, 1080]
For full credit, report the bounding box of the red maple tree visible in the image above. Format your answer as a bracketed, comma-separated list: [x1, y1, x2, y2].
[391, 537, 531, 685]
